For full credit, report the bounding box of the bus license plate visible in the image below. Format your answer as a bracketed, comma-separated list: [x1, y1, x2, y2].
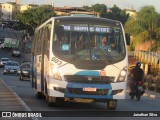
[83, 87, 96, 92]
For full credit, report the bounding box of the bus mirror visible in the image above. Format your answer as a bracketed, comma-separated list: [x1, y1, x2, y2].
[125, 33, 130, 45]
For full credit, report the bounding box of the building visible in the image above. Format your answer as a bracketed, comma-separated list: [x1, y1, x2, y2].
[19, 4, 32, 12]
[15, 0, 21, 5]
[124, 8, 137, 17]
[19, 4, 38, 13]
[0, 1, 38, 20]
[0, 2, 20, 20]
[0, 2, 14, 20]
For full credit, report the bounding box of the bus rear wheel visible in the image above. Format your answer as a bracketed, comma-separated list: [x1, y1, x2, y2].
[36, 91, 43, 99]
[107, 100, 117, 110]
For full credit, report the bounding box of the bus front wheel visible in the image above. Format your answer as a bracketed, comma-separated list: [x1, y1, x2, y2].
[47, 96, 65, 107]
[48, 96, 57, 107]
[107, 100, 117, 110]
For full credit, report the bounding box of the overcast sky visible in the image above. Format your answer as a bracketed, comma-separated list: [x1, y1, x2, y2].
[1, 0, 160, 12]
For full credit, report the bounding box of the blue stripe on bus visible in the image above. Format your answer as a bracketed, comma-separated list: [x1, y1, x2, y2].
[74, 71, 99, 76]
[65, 94, 113, 99]
[66, 82, 111, 89]
[64, 82, 113, 99]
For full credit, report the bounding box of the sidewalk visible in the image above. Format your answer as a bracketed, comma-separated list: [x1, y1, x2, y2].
[143, 89, 160, 99]
[126, 88, 160, 99]
[0, 79, 30, 111]
[0, 79, 36, 120]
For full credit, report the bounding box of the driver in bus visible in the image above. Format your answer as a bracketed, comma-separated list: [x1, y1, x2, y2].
[99, 36, 110, 50]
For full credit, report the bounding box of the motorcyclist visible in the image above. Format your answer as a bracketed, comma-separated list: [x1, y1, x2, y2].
[128, 61, 145, 95]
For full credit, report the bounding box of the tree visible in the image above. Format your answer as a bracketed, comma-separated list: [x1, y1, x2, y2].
[92, 4, 107, 17]
[90, 4, 129, 24]
[106, 5, 129, 25]
[15, 5, 56, 34]
[82, 5, 92, 11]
[125, 5, 160, 51]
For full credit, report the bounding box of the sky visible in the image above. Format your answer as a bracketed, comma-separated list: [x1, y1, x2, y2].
[1, 0, 160, 12]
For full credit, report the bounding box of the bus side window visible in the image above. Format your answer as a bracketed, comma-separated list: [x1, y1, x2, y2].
[46, 26, 51, 51]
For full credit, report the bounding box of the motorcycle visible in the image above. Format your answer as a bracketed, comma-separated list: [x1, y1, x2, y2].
[129, 81, 145, 101]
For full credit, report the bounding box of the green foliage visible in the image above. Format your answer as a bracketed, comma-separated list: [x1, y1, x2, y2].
[106, 5, 129, 24]
[91, 4, 107, 17]
[91, 4, 129, 24]
[82, 6, 92, 11]
[15, 5, 56, 34]
[124, 5, 160, 51]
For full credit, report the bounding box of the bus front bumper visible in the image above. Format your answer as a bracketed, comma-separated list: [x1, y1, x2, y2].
[49, 81, 126, 100]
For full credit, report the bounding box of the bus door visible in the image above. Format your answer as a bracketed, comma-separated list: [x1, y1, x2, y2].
[35, 29, 43, 92]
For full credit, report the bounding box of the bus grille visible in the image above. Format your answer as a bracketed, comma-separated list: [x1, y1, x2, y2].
[64, 75, 115, 84]
[68, 88, 109, 95]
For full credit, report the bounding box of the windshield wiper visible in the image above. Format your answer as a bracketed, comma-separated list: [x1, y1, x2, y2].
[87, 24, 111, 64]
[91, 45, 111, 64]
[70, 24, 91, 62]
[70, 40, 90, 62]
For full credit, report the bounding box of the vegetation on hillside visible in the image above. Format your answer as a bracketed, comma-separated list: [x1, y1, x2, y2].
[124, 5, 160, 51]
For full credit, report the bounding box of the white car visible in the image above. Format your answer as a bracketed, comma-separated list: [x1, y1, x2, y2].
[0, 58, 10, 67]
[12, 48, 21, 57]
[3, 61, 20, 75]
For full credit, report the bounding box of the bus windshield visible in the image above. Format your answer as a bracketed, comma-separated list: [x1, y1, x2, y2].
[53, 23, 125, 65]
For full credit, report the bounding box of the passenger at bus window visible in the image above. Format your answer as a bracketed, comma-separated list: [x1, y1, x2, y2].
[70, 36, 77, 54]
[109, 38, 116, 51]
[62, 34, 69, 44]
[76, 35, 83, 50]
[108, 40, 120, 56]
[75, 35, 87, 51]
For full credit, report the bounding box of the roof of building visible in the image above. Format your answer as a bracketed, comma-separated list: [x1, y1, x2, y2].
[55, 7, 87, 12]
[124, 8, 136, 12]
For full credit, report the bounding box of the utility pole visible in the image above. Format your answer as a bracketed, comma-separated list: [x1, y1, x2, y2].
[51, 0, 54, 7]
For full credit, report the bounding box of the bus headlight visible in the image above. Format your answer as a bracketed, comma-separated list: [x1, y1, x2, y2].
[52, 65, 58, 74]
[117, 67, 127, 82]
[120, 71, 126, 76]
[51, 65, 61, 80]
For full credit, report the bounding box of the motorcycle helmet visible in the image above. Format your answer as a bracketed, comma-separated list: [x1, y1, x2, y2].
[136, 61, 141, 68]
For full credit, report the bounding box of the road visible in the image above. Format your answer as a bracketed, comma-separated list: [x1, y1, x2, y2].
[0, 49, 160, 120]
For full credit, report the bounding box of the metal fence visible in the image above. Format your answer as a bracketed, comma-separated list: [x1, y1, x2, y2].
[134, 50, 160, 93]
